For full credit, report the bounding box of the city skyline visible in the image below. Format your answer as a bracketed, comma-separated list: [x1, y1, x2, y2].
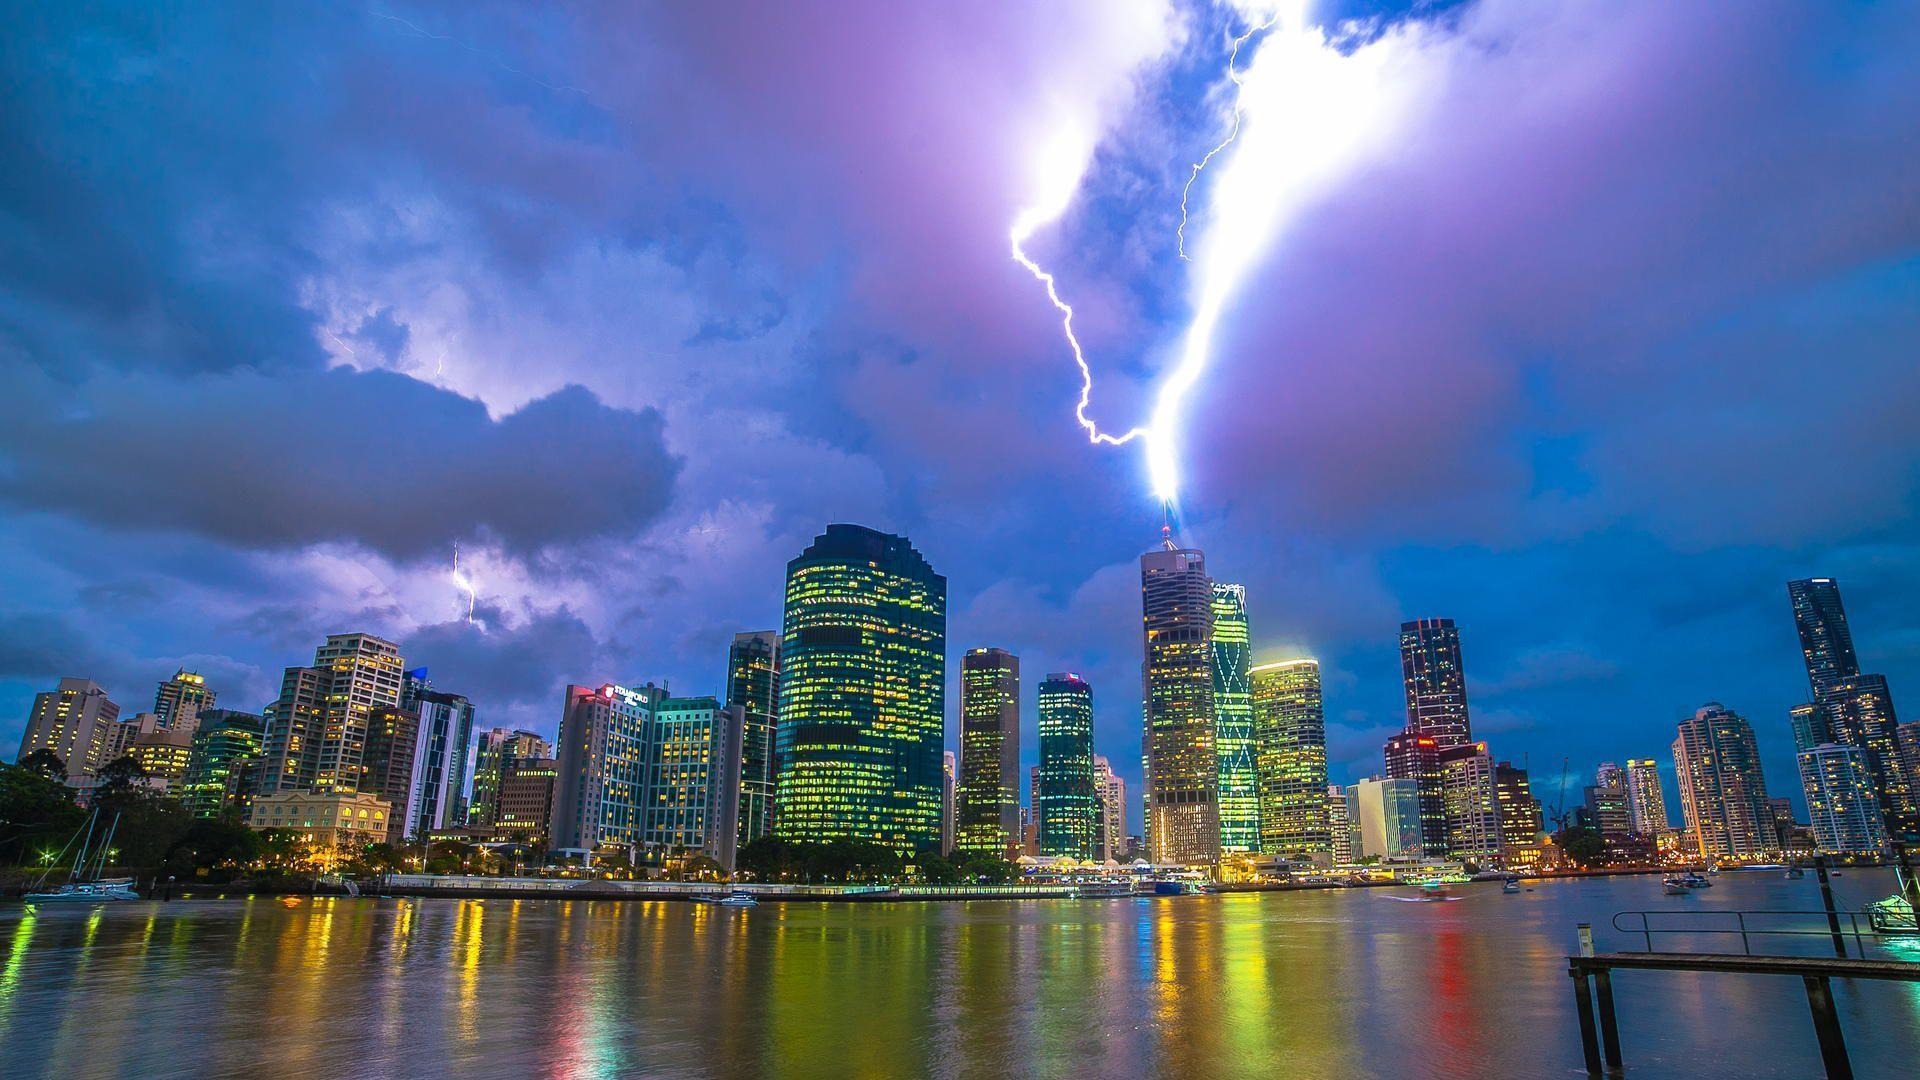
[3, 3, 1920, 843]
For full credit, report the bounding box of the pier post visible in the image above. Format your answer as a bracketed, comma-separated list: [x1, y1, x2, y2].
[1814, 857, 1846, 957]
[1570, 965, 1603, 1076]
[1801, 975, 1851, 1079]
[1594, 968, 1623, 1071]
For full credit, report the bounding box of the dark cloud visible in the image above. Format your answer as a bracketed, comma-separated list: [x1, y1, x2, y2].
[402, 602, 606, 736]
[0, 367, 680, 561]
[0, 613, 91, 681]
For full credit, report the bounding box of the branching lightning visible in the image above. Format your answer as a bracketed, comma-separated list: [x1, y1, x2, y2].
[1012, 0, 1418, 506]
[450, 541, 479, 625]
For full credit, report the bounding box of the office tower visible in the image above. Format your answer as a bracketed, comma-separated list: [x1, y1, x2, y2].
[956, 648, 1021, 857]
[180, 710, 265, 817]
[1382, 731, 1445, 856]
[1400, 618, 1472, 746]
[1787, 577, 1913, 836]
[1789, 702, 1829, 753]
[1623, 759, 1670, 835]
[1251, 659, 1329, 859]
[1326, 784, 1352, 864]
[776, 524, 946, 854]
[644, 697, 746, 871]
[1770, 798, 1802, 850]
[1584, 770, 1633, 841]
[1672, 703, 1774, 859]
[18, 677, 121, 782]
[398, 668, 476, 841]
[1440, 741, 1501, 863]
[361, 705, 421, 843]
[1141, 544, 1220, 866]
[129, 727, 195, 785]
[1493, 761, 1542, 849]
[1798, 743, 1885, 854]
[552, 682, 663, 854]
[1036, 672, 1097, 859]
[1347, 777, 1423, 860]
[469, 729, 551, 827]
[260, 633, 405, 794]
[494, 757, 560, 844]
[1094, 754, 1126, 864]
[1210, 583, 1259, 854]
[153, 670, 215, 734]
[942, 750, 957, 855]
[726, 631, 782, 848]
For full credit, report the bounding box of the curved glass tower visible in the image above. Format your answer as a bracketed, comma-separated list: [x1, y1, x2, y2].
[775, 524, 947, 854]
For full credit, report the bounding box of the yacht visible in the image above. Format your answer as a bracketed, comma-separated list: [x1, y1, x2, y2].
[716, 891, 758, 908]
[23, 808, 140, 905]
[1501, 877, 1522, 894]
[1680, 872, 1712, 889]
[1662, 877, 1690, 896]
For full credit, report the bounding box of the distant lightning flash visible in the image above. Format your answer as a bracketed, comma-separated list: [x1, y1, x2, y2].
[450, 542, 478, 625]
[1012, 0, 1418, 505]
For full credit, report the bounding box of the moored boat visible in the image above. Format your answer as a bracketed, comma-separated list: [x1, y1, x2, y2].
[22, 807, 140, 905]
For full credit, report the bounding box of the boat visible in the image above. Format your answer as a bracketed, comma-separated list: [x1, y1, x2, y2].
[1866, 866, 1919, 934]
[1151, 878, 1207, 896]
[1502, 877, 1522, 894]
[1077, 880, 1138, 898]
[22, 807, 141, 905]
[1783, 866, 1806, 880]
[1663, 877, 1690, 896]
[1680, 872, 1712, 889]
[717, 891, 758, 908]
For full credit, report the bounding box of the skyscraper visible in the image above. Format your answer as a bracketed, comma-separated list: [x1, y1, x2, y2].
[775, 524, 946, 854]
[941, 750, 957, 855]
[1141, 544, 1219, 866]
[361, 705, 421, 843]
[552, 682, 663, 855]
[1348, 777, 1424, 860]
[179, 709, 264, 818]
[1623, 758, 1669, 835]
[644, 697, 746, 871]
[18, 677, 121, 783]
[1798, 743, 1885, 854]
[1787, 577, 1913, 837]
[1672, 703, 1774, 859]
[957, 648, 1021, 858]
[1093, 754, 1125, 863]
[726, 631, 782, 849]
[1251, 659, 1329, 860]
[469, 728, 552, 827]
[1036, 672, 1097, 860]
[260, 633, 405, 794]
[1210, 583, 1259, 854]
[1399, 618, 1472, 746]
[1326, 784, 1352, 865]
[1382, 731, 1445, 856]
[1493, 761, 1542, 850]
[153, 669, 215, 734]
[494, 757, 560, 844]
[1440, 741, 1501, 863]
[400, 668, 475, 841]
[1584, 767, 1633, 842]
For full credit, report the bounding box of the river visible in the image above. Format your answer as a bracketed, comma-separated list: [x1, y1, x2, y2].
[2, 870, 1916, 1077]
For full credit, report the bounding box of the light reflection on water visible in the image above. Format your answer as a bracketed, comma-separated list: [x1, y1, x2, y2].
[0, 872, 1916, 1078]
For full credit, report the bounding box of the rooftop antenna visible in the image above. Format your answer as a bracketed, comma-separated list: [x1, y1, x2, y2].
[1160, 500, 1177, 551]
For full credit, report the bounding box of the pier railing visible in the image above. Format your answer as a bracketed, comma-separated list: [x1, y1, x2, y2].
[1611, 909, 1882, 959]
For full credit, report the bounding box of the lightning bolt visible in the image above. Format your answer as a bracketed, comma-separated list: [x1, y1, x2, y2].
[450, 541, 478, 625]
[1176, 15, 1279, 262]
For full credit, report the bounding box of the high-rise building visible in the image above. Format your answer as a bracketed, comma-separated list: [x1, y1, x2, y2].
[1798, 743, 1885, 854]
[1036, 672, 1097, 860]
[494, 757, 560, 844]
[18, 677, 121, 783]
[726, 631, 782, 849]
[1440, 741, 1501, 863]
[552, 682, 663, 855]
[129, 728, 195, 786]
[1094, 754, 1126, 863]
[260, 633, 405, 794]
[1141, 544, 1219, 866]
[399, 669, 475, 842]
[1787, 578, 1913, 837]
[644, 697, 746, 871]
[1594, 762, 1625, 792]
[941, 750, 957, 855]
[101, 712, 159, 769]
[1898, 722, 1920, 796]
[1382, 731, 1445, 856]
[1251, 659, 1329, 860]
[1326, 784, 1352, 865]
[775, 524, 946, 854]
[469, 729, 551, 828]
[1672, 703, 1774, 859]
[1400, 618, 1472, 746]
[1493, 761, 1542, 849]
[956, 648, 1021, 858]
[360, 705, 421, 843]
[1347, 777, 1423, 861]
[180, 710, 265, 818]
[1209, 583, 1259, 854]
[1584, 770, 1633, 842]
[153, 670, 215, 734]
[1623, 759, 1670, 835]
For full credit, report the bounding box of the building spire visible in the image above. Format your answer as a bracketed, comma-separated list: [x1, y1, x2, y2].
[1160, 500, 1176, 550]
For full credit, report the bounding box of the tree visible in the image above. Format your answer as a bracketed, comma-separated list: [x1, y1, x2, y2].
[0, 760, 84, 865]
[16, 749, 66, 780]
[162, 817, 265, 880]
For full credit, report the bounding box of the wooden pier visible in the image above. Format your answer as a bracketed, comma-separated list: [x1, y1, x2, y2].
[1567, 950, 1920, 1078]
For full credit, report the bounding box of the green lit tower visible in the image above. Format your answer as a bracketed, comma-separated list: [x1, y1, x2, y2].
[957, 648, 1020, 857]
[1211, 582, 1260, 854]
[1251, 659, 1329, 859]
[1037, 672, 1097, 859]
[775, 524, 947, 854]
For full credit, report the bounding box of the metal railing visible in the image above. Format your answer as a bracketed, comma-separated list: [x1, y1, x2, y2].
[1612, 908, 1886, 959]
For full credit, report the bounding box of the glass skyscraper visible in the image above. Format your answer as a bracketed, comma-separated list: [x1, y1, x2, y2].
[775, 524, 946, 855]
[552, 682, 663, 854]
[1399, 618, 1472, 746]
[399, 668, 475, 842]
[1251, 658, 1328, 860]
[1672, 702, 1773, 859]
[1799, 742, 1885, 854]
[1036, 672, 1097, 859]
[179, 709, 264, 818]
[1210, 583, 1259, 854]
[726, 631, 782, 849]
[957, 648, 1021, 857]
[1786, 577, 1912, 837]
[1141, 544, 1219, 866]
[644, 696, 745, 870]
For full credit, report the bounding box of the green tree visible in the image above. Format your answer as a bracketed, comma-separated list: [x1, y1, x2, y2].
[162, 816, 265, 880]
[0, 760, 85, 866]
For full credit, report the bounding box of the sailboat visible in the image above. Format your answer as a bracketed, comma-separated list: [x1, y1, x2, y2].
[24, 806, 140, 904]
